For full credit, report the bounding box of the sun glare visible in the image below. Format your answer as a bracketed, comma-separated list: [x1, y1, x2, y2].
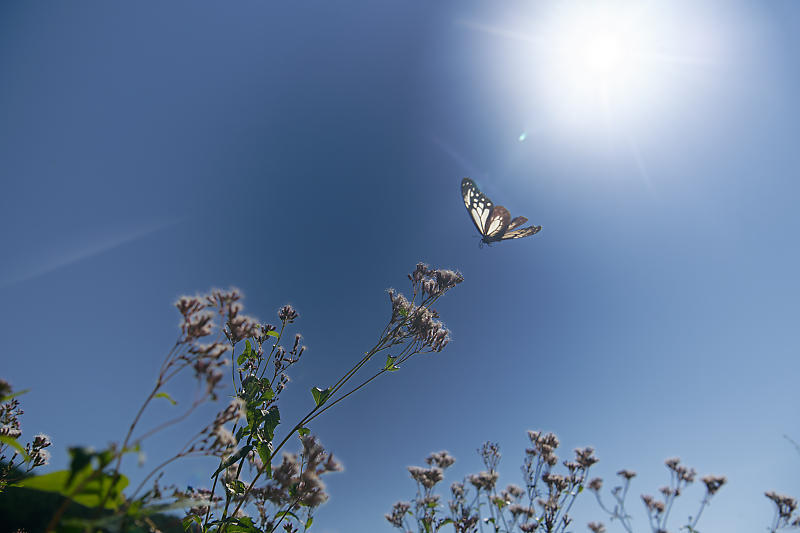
[532, 4, 658, 134]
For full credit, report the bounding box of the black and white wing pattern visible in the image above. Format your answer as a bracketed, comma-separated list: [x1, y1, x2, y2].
[461, 177, 542, 245]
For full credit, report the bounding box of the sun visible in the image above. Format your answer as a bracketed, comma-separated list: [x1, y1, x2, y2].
[532, 3, 659, 132]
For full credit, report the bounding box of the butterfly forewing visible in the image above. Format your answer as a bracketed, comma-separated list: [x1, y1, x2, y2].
[461, 178, 494, 235]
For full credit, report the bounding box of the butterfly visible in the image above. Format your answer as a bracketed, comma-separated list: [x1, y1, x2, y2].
[461, 177, 542, 246]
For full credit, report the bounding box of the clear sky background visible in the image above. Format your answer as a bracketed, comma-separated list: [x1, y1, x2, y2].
[1, 1, 799, 531]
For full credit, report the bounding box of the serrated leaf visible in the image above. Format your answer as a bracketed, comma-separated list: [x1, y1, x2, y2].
[310, 386, 332, 407]
[154, 392, 177, 405]
[256, 442, 272, 478]
[263, 405, 280, 441]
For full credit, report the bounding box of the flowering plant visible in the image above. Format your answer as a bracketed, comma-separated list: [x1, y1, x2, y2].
[387, 431, 598, 533]
[4, 262, 463, 533]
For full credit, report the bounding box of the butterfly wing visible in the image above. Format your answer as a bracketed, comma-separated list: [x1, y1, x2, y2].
[462, 177, 542, 243]
[499, 224, 542, 240]
[484, 205, 511, 237]
[507, 216, 528, 231]
[461, 178, 495, 237]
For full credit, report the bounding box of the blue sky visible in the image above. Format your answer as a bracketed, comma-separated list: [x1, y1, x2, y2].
[1, 1, 799, 532]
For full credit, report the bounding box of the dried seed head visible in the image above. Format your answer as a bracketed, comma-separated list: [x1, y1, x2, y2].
[701, 475, 726, 495]
[588, 522, 606, 533]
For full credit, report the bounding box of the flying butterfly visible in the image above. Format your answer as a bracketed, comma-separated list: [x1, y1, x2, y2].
[461, 177, 542, 246]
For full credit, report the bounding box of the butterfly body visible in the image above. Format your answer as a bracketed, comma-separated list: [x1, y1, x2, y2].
[461, 178, 542, 246]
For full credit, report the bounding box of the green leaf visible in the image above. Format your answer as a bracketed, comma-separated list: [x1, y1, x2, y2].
[305, 516, 313, 529]
[384, 355, 399, 371]
[256, 442, 272, 478]
[297, 427, 310, 437]
[266, 330, 280, 338]
[182, 515, 202, 532]
[67, 447, 94, 486]
[224, 516, 262, 532]
[274, 509, 300, 522]
[310, 386, 332, 407]
[236, 424, 251, 442]
[211, 445, 253, 478]
[0, 388, 29, 403]
[262, 405, 280, 442]
[237, 340, 256, 366]
[0, 435, 30, 462]
[154, 392, 177, 405]
[225, 479, 247, 495]
[15, 468, 129, 509]
[438, 518, 454, 529]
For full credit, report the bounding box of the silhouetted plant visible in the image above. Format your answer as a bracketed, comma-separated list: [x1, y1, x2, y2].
[764, 491, 800, 532]
[387, 430, 598, 532]
[5, 262, 462, 532]
[586, 457, 726, 533]
[0, 380, 52, 493]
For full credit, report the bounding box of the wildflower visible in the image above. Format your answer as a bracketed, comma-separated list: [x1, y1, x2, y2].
[426, 450, 456, 469]
[575, 447, 598, 468]
[386, 501, 411, 528]
[542, 472, 568, 492]
[468, 470, 499, 491]
[508, 503, 535, 519]
[278, 305, 298, 323]
[588, 477, 603, 491]
[588, 522, 606, 533]
[617, 469, 636, 480]
[701, 474, 726, 495]
[185, 311, 215, 341]
[408, 466, 444, 489]
[224, 311, 261, 345]
[506, 483, 525, 499]
[765, 491, 798, 520]
[642, 494, 665, 514]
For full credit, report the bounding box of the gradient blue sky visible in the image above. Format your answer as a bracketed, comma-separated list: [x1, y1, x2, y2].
[1, 1, 799, 531]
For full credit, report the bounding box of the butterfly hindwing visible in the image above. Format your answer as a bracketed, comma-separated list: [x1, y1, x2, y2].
[507, 216, 528, 231]
[500, 224, 542, 240]
[484, 205, 511, 237]
[460, 177, 541, 244]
